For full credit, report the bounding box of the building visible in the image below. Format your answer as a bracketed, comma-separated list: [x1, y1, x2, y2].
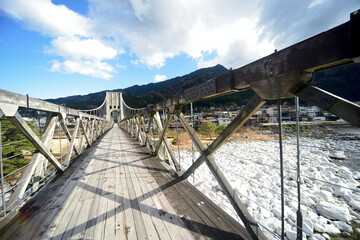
[218, 118, 231, 126]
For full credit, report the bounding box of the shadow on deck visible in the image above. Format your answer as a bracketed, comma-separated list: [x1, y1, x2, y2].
[0, 126, 251, 240]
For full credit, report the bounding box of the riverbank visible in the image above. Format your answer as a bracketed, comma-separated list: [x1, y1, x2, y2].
[173, 124, 360, 239]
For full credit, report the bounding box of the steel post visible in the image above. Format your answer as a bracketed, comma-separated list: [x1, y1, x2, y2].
[295, 96, 303, 240]
[0, 120, 6, 217]
[278, 99, 285, 240]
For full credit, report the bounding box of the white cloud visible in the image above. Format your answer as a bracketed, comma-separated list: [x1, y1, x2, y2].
[257, 0, 360, 50]
[1, 0, 360, 80]
[88, 0, 268, 69]
[309, 0, 329, 9]
[0, 0, 91, 37]
[0, 0, 118, 79]
[47, 36, 117, 60]
[154, 74, 167, 82]
[87, 0, 360, 70]
[116, 63, 126, 70]
[50, 59, 114, 80]
[129, 0, 152, 21]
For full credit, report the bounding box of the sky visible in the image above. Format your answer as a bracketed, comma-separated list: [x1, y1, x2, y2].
[0, 0, 359, 99]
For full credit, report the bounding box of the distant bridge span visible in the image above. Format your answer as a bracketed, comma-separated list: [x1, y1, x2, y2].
[0, 9, 360, 239]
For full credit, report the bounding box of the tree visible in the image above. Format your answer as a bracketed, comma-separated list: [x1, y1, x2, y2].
[1, 118, 38, 176]
[199, 120, 216, 139]
[215, 125, 227, 134]
[229, 102, 237, 109]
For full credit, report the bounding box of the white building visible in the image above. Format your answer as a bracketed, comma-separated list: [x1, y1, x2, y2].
[218, 118, 231, 126]
[228, 111, 240, 118]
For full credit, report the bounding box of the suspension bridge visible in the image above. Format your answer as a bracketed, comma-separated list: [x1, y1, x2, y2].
[0, 9, 360, 240]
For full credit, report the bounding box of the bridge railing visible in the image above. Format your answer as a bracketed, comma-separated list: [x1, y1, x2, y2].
[119, 9, 360, 240]
[0, 90, 112, 221]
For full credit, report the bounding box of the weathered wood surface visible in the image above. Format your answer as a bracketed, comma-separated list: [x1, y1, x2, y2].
[0, 126, 250, 240]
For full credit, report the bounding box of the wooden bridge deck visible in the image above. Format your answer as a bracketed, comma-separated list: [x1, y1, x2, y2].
[0, 126, 250, 240]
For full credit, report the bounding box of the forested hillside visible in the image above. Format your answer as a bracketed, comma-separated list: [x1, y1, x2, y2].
[45, 63, 360, 110]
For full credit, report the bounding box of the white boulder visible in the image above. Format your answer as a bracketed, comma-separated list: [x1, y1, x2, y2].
[315, 202, 351, 222]
[311, 234, 326, 240]
[314, 223, 326, 233]
[332, 221, 353, 233]
[318, 190, 335, 203]
[349, 200, 360, 211]
[286, 229, 306, 240]
[320, 186, 333, 193]
[324, 224, 341, 235]
[286, 229, 297, 240]
[322, 233, 331, 240]
[329, 151, 346, 159]
[303, 218, 314, 236]
[272, 208, 281, 218]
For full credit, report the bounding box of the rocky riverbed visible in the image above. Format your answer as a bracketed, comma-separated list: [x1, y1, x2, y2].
[175, 137, 360, 239]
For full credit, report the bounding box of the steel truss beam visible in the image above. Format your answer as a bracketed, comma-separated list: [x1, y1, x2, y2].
[59, 114, 80, 156]
[0, 104, 63, 172]
[154, 106, 175, 156]
[294, 84, 360, 127]
[153, 111, 180, 171]
[176, 94, 266, 240]
[6, 114, 58, 210]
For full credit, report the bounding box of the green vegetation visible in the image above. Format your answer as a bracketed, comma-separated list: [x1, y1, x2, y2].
[199, 121, 228, 139]
[215, 125, 227, 134]
[1, 118, 38, 176]
[199, 121, 216, 139]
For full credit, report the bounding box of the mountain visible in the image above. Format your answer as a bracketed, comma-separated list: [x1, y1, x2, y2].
[122, 64, 227, 97]
[45, 64, 228, 109]
[45, 63, 360, 110]
[311, 63, 360, 102]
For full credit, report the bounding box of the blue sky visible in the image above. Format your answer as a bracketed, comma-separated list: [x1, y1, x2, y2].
[0, 0, 359, 99]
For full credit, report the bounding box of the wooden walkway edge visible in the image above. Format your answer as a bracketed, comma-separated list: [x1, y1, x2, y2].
[0, 126, 251, 240]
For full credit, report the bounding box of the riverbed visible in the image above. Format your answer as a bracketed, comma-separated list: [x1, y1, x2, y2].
[175, 136, 360, 239]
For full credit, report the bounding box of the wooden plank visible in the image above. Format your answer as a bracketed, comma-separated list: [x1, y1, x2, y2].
[148, 159, 222, 239]
[122, 142, 148, 239]
[102, 132, 117, 240]
[150, 156, 250, 239]
[126, 141, 194, 239]
[1, 127, 253, 240]
[44, 160, 98, 240]
[119, 145, 138, 240]
[70, 132, 113, 239]
[38, 138, 104, 239]
[123, 140, 160, 240]
[13, 138, 99, 240]
[69, 149, 108, 239]
[120, 129, 245, 239]
[120, 128, 252, 239]
[82, 152, 110, 239]
[113, 128, 127, 239]
[132, 166, 173, 240]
